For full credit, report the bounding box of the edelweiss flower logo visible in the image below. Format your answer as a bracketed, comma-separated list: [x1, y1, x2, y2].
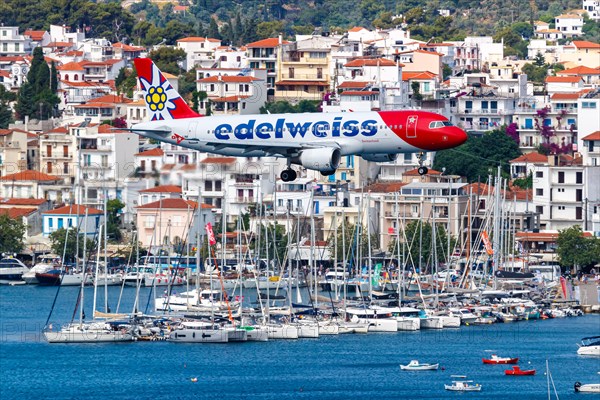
[139, 64, 179, 120]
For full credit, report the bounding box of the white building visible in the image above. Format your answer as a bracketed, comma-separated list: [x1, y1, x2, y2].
[74, 124, 138, 208]
[176, 37, 222, 71]
[555, 13, 584, 37]
[42, 204, 104, 238]
[583, 0, 600, 20]
[138, 184, 182, 206]
[531, 155, 587, 230]
[577, 89, 600, 152]
[0, 27, 31, 56]
[196, 69, 268, 115]
[134, 147, 164, 177]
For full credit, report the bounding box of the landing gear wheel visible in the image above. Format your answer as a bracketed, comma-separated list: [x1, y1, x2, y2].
[280, 169, 297, 182]
[418, 166, 428, 176]
[320, 170, 336, 177]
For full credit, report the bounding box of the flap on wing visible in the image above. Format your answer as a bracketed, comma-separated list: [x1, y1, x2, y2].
[122, 126, 172, 136]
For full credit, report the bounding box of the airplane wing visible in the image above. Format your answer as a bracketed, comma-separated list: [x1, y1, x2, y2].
[201, 140, 341, 158]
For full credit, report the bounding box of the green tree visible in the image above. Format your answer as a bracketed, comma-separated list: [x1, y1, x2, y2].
[208, 17, 221, 39]
[15, 47, 59, 120]
[521, 62, 548, 84]
[48, 228, 94, 263]
[106, 199, 125, 242]
[0, 102, 12, 129]
[533, 51, 546, 67]
[512, 173, 533, 189]
[255, 21, 285, 40]
[147, 47, 187, 75]
[0, 86, 16, 127]
[0, 214, 26, 254]
[433, 126, 522, 182]
[411, 81, 422, 101]
[556, 226, 600, 272]
[260, 100, 320, 114]
[178, 69, 198, 100]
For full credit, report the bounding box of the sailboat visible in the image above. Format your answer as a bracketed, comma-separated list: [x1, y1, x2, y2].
[43, 223, 134, 343]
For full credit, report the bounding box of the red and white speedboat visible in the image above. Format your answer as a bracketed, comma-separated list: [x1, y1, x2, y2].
[482, 354, 519, 364]
[505, 366, 535, 376]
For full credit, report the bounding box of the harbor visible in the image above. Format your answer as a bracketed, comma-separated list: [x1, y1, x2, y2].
[0, 284, 599, 399]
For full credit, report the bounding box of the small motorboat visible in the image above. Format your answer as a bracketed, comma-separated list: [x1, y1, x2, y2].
[505, 366, 536, 376]
[400, 360, 439, 371]
[482, 354, 519, 364]
[444, 379, 482, 392]
[574, 382, 600, 393]
[577, 336, 600, 356]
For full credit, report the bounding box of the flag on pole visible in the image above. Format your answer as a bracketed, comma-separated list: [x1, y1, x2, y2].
[205, 223, 216, 245]
[481, 231, 494, 256]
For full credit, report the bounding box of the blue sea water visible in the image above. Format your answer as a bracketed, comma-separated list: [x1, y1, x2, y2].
[1, 285, 599, 400]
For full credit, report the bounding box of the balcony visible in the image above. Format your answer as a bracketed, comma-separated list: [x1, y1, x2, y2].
[279, 73, 329, 81]
[42, 152, 71, 159]
[233, 197, 255, 203]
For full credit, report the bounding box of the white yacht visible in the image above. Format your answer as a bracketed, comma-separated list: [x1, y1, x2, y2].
[22, 254, 61, 284]
[371, 305, 421, 331]
[43, 321, 134, 343]
[345, 308, 398, 332]
[0, 257, 29, 284]
[577, 336, 600, 356]
[169, 321, 229, 343]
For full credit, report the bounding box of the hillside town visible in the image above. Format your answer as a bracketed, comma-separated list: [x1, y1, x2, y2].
[0, 2, 599, 273]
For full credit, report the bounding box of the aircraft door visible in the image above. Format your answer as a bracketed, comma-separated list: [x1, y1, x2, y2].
[187, 121, 198, 138]
[406, 115, 418, 138]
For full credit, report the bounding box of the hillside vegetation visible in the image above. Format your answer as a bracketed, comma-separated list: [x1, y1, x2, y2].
[1, 0, 596, 45]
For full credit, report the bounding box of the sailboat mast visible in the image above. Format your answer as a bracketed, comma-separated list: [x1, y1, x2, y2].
[103, 190, 108, 313]
[79, 209, 89, 326]
[93, 224, 103, 319]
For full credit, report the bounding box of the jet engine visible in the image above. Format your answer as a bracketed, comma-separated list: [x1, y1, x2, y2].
[361, 153, 398, 162]
[298, 148, 341, 173]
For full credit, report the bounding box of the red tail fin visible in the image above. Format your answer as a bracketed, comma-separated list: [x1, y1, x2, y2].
[134, 58, 200, 120]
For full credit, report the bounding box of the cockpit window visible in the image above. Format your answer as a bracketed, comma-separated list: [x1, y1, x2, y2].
[429, 121, 453, 128]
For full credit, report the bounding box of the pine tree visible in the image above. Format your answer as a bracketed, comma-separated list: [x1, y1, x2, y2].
[0, 101, 13, 129]
[50, 62, 58, 93]
[208, 17, 220, 39]
[16, 47, 59, 120]
[14, 82, 36, 120]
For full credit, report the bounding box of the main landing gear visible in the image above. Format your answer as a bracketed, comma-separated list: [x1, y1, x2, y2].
[417, 152, 428, 176]
[280, 168, 297, 182]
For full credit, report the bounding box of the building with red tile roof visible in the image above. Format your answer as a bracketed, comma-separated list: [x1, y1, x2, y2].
[136, 198, 215, 247]
[42, 204, 105, 237]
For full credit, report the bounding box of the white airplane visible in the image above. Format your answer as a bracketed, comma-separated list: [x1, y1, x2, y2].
[131, 58, 467, 181]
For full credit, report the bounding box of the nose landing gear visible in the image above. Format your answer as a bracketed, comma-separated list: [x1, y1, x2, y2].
[417, 152, 428, 176]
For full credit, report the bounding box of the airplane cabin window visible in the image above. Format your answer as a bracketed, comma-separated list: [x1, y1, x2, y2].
[429, 121, 446, 129]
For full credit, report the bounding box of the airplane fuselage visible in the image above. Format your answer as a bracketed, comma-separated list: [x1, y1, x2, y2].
[132, 110, 467, 159]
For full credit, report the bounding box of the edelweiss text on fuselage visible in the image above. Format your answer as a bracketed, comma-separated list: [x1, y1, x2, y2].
[214, 117, 379, 140]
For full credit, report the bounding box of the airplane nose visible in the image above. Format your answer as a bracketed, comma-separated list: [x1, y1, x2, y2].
[450, 127, 468, 147]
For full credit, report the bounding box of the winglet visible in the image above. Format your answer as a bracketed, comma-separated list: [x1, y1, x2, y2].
[134, 58, 201, 121]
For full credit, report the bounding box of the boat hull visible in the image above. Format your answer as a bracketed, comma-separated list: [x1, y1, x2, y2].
[483, 357, 519, 364]
[575, 383, 600, 393]
[577, 345, 600, 356]
[44, 327, 133, 343]
[169, 329, 229, 343]
[401, 364, 439, 371]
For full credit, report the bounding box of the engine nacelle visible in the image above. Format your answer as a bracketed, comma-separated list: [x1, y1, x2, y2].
[361, 153, 398, 162]
[298, 148, 341, 173]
